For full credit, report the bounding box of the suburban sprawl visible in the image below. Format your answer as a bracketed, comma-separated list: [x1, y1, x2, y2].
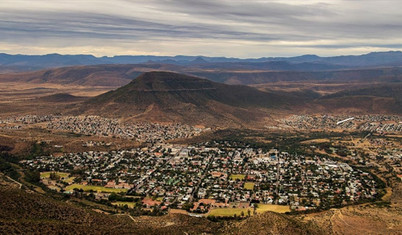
[22, 142, 386, 215]
[0, 115, 206, 142]
[2, 114, 399, 217]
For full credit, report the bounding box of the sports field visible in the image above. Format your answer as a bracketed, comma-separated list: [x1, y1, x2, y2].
[244, 182, 255, 190]
[229, 174, 246, 180]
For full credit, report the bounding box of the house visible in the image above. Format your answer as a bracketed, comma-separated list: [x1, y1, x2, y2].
[142, 198, 162, 208]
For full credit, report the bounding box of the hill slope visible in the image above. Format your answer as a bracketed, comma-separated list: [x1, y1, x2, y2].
[224, 211, 323, 235]
[0, 65, 141, 87]
[36, 93, 87, 103]
[0, 182, 221, 234]
[315, 84, 402, 114]
[79, 71, 290, 126]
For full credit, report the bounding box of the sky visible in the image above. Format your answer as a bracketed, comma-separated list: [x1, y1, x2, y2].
[0, 0, 401, 58]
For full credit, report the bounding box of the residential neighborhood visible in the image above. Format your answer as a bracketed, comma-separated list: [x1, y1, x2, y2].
[0, 115, 207, 142]
[22, 142, 382, 214]
[279, 115, 402, 133]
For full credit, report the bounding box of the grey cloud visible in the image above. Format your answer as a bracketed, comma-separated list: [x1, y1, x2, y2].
[0, 0, 401, 56]
[0, 9, 289, 41]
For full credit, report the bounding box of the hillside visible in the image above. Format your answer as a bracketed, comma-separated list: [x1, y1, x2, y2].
[79, 71, 291, 126]
[0, 65, 140, 87]
[315, 84, 402, 114]
[224, 211, 323, 235]
[0, 181, 221, 234]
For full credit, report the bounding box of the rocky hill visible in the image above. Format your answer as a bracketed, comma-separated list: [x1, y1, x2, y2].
[79, 71, 291, 126]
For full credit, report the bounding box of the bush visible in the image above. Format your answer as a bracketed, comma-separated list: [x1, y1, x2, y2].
[0, 153, 20, 179]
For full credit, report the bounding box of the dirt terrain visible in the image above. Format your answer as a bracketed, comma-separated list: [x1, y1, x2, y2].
[299, 183, 402, 235]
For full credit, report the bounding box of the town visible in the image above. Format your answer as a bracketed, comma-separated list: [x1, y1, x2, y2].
[0, 115, 207, 142]
[278, 115, 402, 133]
[22, 142, 382, 215]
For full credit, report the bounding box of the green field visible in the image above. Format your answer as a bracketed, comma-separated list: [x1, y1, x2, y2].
[65, 184, 128, 193]
[229, 174, 246, 180]
[62, 177, 76, 184]
[208, 204, 290, 217]
[41, 171, 75, 183]
[244, 182, 255, 190]
[112, 201, 136, 208]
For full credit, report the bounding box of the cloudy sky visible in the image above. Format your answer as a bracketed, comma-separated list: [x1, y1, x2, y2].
[0, 0, 401, 57]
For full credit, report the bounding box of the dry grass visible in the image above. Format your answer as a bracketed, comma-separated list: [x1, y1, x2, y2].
[230, 174, 246, 180]
[208, 204, 290, 217]
[301, 138, 330, 144]
[244, 182, 255, 190]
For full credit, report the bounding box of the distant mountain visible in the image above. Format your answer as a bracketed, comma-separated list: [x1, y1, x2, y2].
[1, 51, 402, 72]
[193, 67, 402, 85]
[36, 93, 87, 103]
[0, 53, 99, 69]
[192, 60, 346, 71]
[316, 84, 402, 114]
[321, 51, 402, 66]
[78, 71, 290, 126]
[0, 64, 152, 87]
[2, 63, 402, 88]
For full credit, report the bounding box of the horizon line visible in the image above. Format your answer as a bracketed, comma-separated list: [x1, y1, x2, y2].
[1, 50, 402, 60]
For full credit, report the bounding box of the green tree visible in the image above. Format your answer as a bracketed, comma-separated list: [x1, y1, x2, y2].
[24, 170, 40, 183]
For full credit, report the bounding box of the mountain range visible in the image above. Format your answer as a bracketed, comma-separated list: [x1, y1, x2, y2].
[2, 51, 402, 72]
[2, 63, 402, 88]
